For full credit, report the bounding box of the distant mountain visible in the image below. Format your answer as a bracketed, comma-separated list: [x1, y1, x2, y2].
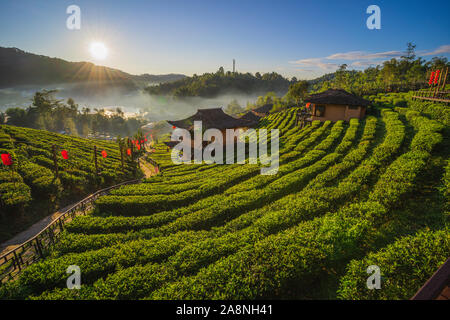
[133, 73, 187, 85]
[0, 47, 186, 89]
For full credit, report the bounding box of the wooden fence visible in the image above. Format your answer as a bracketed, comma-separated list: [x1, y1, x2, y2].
[412, 90, 450, 104]
[0, 178, 141, 284]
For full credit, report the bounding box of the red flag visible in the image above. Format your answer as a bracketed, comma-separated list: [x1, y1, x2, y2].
[61, 150, 69, 160]
[126, 148, 131, 156]
[429, 71, 435, 85]
[1, 153, 13, 166]
[101, 150, 107, 158]
[434, 70, 440, 85]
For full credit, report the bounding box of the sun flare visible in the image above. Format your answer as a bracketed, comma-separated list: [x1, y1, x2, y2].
[89, 42, 108, 60]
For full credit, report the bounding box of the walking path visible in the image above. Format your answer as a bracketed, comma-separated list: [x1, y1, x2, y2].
[0, 203, 78, 255]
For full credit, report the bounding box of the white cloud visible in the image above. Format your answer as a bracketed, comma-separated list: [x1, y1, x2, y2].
[421, 45, 450, 56]
[294, 68, 314, 72]
[290, 58, 338, 71]
[290, 44, 450, 76]
[351, 60, 382, 67]
[326, 50, 402, 61]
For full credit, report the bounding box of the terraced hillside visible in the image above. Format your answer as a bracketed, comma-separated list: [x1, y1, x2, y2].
[0, 103, 448, 300]
[0, 125, 140, 241]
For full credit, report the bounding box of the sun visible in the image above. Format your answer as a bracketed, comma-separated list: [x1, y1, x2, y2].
[89, 42, 108, 60]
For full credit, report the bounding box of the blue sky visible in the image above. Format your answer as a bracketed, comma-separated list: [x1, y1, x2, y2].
[1, 0, 449, 79]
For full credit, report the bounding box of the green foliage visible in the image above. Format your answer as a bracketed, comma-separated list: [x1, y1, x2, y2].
[145, 68, 292, 98]
[338, 228, 450, 300]
[2, 103, 448, 301]
[5, 90, 146, 137]
[0, 124, 138, 240]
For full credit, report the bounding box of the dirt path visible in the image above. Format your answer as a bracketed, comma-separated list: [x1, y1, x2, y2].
[0, 203, 75, 256]
[140, 158, 155, 178]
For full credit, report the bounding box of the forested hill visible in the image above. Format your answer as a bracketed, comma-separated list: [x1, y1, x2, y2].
[0, 47, 185, 88]
[144, 68, 294, 98]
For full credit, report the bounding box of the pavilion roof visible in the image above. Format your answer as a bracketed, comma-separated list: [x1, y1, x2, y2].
[167, 108, 253, 130]
[305, 89, 370, 106]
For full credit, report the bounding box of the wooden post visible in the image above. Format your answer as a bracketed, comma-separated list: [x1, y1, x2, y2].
[94, 145, 98, 176]
[440, 67, 448, 91]
[427, 70, 434, 98]
[120, 146, 124, 171]
[434, 70, 443, 97]
[52, 145, 58, 178]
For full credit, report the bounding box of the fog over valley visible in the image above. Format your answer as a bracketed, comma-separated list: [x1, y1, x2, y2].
[0, 83, 264, 122]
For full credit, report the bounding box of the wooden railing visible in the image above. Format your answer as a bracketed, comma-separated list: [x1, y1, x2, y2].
[412, 88, 450, 104]
[0, 178, 141, 283]
[411, 258, 450, 300]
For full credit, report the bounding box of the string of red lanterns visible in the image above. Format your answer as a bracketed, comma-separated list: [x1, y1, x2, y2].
[434, 70, 440, 85]
[61, 150, 69, 160]
[1, 153, 13, 166]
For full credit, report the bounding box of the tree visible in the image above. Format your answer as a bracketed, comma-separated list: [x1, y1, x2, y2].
[225, 99, 244, 115]
[6, 108, 28, 126]
[286, 80, 309, 106]
[401, 42, 416, 62]
[334, 64, 349, 89]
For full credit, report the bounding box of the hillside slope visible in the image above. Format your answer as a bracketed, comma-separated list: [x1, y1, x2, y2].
[1, 101, 448, 300]
[0, 47, 185, 89]
[0, 124, 142, 242]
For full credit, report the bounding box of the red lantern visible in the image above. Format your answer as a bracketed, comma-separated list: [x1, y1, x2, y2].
[101, 150, 107, 158]
[1, 153, 13, 166]
[434, 70, 440, 85]
[306, 102, 311, 108]
[429, 71, 435, 85]
[61, 150, 69, 160]
[145, 138, 148, 142]
[126, 148, 131, 156]
[137, 145, 141, 150]
[172, 126, 176, 129]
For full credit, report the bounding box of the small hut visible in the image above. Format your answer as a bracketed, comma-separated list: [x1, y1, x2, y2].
[304, 89, 369, 122]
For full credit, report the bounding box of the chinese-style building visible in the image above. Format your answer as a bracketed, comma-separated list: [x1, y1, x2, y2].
[304, 89, 370, 122]
[239, 110, 262, 127]
[165, 108, 255, 148]
[251, 104, 273, 117]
